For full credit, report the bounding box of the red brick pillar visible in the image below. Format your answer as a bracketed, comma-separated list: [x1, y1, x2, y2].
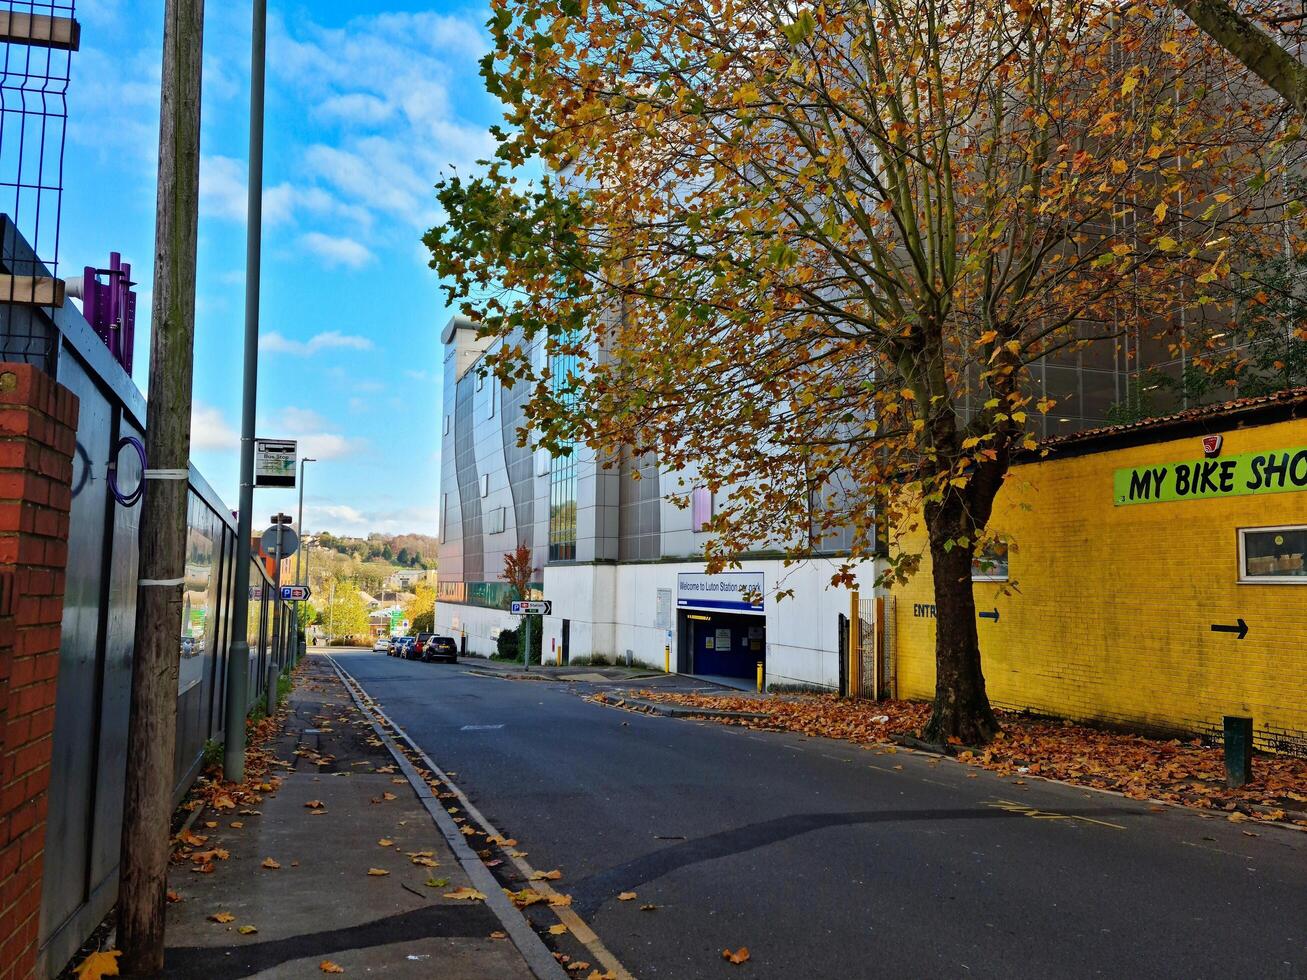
[0, 364, 78, 980]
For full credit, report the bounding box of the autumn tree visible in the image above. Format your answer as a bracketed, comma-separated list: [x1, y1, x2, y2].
[321, 577, 370, 642]
[406, 582, 436, 628]
[428, 0, 1301, 742]
[501, 543, 535, 602]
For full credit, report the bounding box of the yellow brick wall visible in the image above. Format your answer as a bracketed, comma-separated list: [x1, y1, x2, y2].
[892, 417, 1307, 751]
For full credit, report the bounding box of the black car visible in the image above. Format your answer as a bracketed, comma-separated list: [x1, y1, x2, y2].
[420, 634, 459, 664]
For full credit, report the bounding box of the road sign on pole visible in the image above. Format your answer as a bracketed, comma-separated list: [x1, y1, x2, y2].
[260, 523, 299, 559]
[281, 585, 311, 601]
[510, 600, 552, 615]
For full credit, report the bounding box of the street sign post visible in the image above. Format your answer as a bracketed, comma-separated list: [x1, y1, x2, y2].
[254, 438, 297, 488]
[260, 523, 299, 560]
[262, 515, 295, 716]
[510, 600, 552, 615]
[281, 585, 311, 601]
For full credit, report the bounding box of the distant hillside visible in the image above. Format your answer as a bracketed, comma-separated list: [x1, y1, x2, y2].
[315, 532, 438, 569]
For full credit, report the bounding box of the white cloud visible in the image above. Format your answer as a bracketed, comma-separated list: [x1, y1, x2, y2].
[260, 330, 373, 356]
[308, 501, 440, 535]
[199, 155, 249, 221]
[298, 231, 375, 269]
[267, 406, 368, 461]
[191, 402, 239, 451]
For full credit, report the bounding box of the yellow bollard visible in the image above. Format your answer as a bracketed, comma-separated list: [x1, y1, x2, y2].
[756, 661, 764, 694]
[664, 644, 671, 674]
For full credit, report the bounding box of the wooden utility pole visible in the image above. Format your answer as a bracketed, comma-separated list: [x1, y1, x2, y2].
[117, 0, 205, 973]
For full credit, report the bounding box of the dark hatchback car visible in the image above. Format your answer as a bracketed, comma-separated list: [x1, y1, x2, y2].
[421, 634, 458, 664]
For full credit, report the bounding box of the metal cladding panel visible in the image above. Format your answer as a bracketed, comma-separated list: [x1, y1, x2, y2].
[39, 352, 111, 944]
[87, 414, 140, 889]
[454, 373, 483, 581]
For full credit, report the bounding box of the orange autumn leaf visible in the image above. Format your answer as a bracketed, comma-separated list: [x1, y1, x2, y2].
[319, 962, 346, 974]
[367, 868, 390, 876]
[209, 912, 236, 924]
[73, 950, 120, 980]
[722, 947, 751, 965]
[261, 857, 281, 869]
[531, 869, 562, 881]
[617, 891, 637, 901]
[443, 886, 487, 901]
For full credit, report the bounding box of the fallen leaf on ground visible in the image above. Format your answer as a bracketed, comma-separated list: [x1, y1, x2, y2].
[549, 893, 573, 907]
[177, 830, 207, 846]
[319, 960, 346, 973]
[531, 869, 562, 881]
[261, 857, 281, 869]
[549, 924, 569, 935]
[425, 877, 450, 888]
[443, 886, 487, 901]
[309, 808, 327, 815]
[383, 792, 397, 801]
[640, 904, 658, 911]
[230, 821, 244, 829]
[617, 892, 637, 901]
[304, 800, 325, 809]
[367, 868, 390, 876]
[722, 947, 750, 965]
[237, 925, 258, 935]
[166, 890, 182, 903]
[191, 848, 229, 863]
[213, 795, 236, 810]
[204, 821, 218, 828]
[209, 912, 236, 923]
[412, 856, 439, 867]
[506, 887, 546, 908]
[74, 950, 120, 980]
[191, 862, 214, 874]
[378, 838, 394, 847]
[490, 931, 507, 940]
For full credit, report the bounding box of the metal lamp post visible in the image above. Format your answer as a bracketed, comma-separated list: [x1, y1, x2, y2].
[293, 457, 315, 661]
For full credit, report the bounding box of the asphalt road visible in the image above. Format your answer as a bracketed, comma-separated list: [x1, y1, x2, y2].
[331, 650, 1307, 979]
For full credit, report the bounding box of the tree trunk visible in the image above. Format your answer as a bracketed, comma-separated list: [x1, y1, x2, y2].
[118, 0, 204, 974]
[1171, 0, 1307, 117]
[921, 497, 1000, 746]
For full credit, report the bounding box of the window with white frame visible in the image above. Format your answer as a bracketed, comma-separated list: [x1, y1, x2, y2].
[481, 473, 490, 497]
[691, 485, 713, 532]
[971, 541, 1009, 582]
[1239, 525, 1307, 582]
[486, 506, 506, 534]
[443, 414, 450, 435]
[488, 378, 496, 419]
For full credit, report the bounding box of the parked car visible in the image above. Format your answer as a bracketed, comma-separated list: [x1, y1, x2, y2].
[372, 636, 390, 652]
[388, 636, 404, 656]
[422, 635, 458, 664]
[412, 632, 436, 661]
[399, 636, 420, 660]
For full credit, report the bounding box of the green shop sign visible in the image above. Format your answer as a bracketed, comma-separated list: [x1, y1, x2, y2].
[1114, 446, 1307, 505]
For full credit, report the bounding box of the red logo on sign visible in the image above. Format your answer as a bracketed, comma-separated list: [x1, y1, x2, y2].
[1202, 434, 1223, 457]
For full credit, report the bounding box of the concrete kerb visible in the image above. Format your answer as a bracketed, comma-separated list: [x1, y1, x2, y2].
[324, 656, 568, 980]
[599, 694, 773, 722]
[330, 657, 635, 980]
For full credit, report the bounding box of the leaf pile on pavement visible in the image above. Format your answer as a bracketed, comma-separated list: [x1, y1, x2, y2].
[617, 690, 1307, 825]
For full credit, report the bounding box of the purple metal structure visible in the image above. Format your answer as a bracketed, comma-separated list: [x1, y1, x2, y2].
[81, 252, 136, 374]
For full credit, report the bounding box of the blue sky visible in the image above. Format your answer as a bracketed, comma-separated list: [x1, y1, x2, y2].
[62, 0, 499, 535]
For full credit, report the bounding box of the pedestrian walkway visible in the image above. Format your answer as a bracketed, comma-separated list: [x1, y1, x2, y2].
[162, 657, 544, 978]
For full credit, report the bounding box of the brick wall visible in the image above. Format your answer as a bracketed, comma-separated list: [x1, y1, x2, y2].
[892, 415, 1307, 752]
[0, 364, 78, 980]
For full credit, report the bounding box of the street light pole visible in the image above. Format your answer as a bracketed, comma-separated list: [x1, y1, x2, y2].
[293, 457, 315, 660]
[222, 0, 268, 783]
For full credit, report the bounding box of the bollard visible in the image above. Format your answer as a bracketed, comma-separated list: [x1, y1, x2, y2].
[1223, 715, 1253, 788]
[756, 661, 764, 694]
[664, 644, 671, 674]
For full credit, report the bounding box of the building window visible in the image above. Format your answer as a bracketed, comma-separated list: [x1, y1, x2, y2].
[476, 371, 485, 391]
[1239, 525, 1307, 583]
[972, 541, 1009, 582]
[547, 345, 580, 562]
[487, 506, 506, 534]
[488, 378, 496, 419]
[691, 485, 713, 532]
[481, 473, 490, 498]
[535, 448, 551, 477]
[440, 493, 448, 541]
[443, 414, 451, 435]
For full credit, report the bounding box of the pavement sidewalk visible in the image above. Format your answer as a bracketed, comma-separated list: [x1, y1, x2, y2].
[163, 657, 548, 979]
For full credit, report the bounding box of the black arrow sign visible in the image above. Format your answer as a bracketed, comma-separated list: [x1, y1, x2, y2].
[1210, 618, 1248, 640]
[978, 608, 1000, 622]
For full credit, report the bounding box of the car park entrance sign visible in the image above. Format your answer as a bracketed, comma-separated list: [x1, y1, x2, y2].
[511, 600, 552, 615]
[281, 585, 311, 601]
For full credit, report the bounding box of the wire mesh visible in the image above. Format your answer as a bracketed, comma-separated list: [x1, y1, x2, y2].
[0, 0, 75, 370]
